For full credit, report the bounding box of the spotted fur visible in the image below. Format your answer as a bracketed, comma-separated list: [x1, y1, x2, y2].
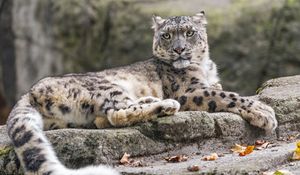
[6, 12, 277, 175]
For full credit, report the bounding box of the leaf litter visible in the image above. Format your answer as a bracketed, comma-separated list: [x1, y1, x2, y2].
[119, 152, 143, 167]
[202, 153, 219, 161]
[164, 155, 188, 163]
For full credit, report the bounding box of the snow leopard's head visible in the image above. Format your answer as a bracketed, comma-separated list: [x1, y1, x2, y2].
[152, 12, 209, 69]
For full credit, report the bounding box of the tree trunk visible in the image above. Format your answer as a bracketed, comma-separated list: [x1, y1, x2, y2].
[0, 0, 16, 108]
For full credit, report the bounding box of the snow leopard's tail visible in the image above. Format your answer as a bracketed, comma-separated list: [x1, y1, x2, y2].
[6, 94, 119, 175]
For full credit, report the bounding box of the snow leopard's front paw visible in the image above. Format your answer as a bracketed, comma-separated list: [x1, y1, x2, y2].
[158, 99, 180, 116]
[242, 100, 277, 133]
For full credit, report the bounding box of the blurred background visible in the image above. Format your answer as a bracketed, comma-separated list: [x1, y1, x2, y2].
[0, 0, 299, 125]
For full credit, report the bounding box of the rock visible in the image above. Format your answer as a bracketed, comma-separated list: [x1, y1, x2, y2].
[0, 126, 176, 175]
[258, 75, 300, 137]
[0, 75, 300, 174]
[137, 111, 266, 142]
[212, 112, 254, 137]
[0, 126, 22, 175]
[0, 111, 260, 175]
[46, 128, 175, 168]
[137, 111, 216, 142]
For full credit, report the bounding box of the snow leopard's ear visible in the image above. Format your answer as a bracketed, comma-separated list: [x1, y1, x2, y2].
[152, 15, 165, 30]
[192, 11, 207, 26]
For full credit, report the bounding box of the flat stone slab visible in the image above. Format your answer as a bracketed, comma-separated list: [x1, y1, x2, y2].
[0, 111, 263, 175]
[0, 111, 272, 175]
[258, 75, 300, 137]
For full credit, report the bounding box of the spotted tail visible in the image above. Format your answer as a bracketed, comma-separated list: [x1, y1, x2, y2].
[6, 94, 119, 175]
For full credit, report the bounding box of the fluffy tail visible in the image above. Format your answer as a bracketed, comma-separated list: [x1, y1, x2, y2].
[6, 94, 119, 175]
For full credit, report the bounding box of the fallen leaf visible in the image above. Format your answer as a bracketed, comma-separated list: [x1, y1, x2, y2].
[202, 153, 219, 161]
[187, 165, 200, 172]
[119, 153, 144, 167]
[164, 155, 188, 163]
[287, 134, 300, 141]
[239, 146, 255, 156]
[255, 140, 266, 145]
[273, 171, 284, 175]
[120, 152, 131, 164]
[130, 160, 143, 167]
[231, 144, 246, 153]
[254, 140, 271, 150]
[278, 134, 300, 142]
[256, 142, 270, 150]
[262, 169, 294, 175]
[292, 141, 300, 160]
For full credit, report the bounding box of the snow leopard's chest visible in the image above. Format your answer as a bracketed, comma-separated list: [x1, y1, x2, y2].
[156, 60, 219, 98]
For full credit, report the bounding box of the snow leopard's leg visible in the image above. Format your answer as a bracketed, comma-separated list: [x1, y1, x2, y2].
[6, 94, 119, 175]
[102, 96, 180, 127]
[177, 88, 277, 133]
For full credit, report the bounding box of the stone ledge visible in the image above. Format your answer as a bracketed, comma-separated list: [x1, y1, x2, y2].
[0, 111, 263, 175]
[259, 75, 300, 137]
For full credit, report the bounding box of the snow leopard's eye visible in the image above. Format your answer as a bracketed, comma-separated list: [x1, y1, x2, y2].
[162, 33, 171, 40]
[186, 30, 195, 37]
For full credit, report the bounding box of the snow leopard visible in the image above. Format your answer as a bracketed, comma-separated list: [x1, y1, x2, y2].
[6, 12, 277, 175]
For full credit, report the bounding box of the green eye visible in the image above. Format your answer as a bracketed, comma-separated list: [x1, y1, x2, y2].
[162, 33, 171, 40]
[186, 31, 195, 37]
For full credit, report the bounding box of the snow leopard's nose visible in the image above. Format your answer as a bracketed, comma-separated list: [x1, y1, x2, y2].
[173, 47, 185, 55]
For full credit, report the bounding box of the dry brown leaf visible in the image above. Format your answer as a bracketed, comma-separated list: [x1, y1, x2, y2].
[287, 134, 300, 141]
[291, 141, 300, 160]
[120, 152, 131, 164]
[278, 134, 300, 142]
[202, 153, 219, 161]
[130, 160, 143, 167]
[255, 140, 266, 145]
[231, 144, 246, 153]
[187, 165, 200, 172]
[239, 145, 255, 156]
[119, 153, 144, 167]
[164, 155, 188, 163]
[254, 140, 271, 150]
[292, 152, 300, 160]
[262, 169, 294, 175]
[256, 142, 270, 150]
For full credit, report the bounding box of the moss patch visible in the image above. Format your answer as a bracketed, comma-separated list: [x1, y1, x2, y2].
[0, 146, 12, 157]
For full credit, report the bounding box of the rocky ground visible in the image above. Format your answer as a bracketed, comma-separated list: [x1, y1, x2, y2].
[0, 75, 300, 175]
[118, 141, 300, 175]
